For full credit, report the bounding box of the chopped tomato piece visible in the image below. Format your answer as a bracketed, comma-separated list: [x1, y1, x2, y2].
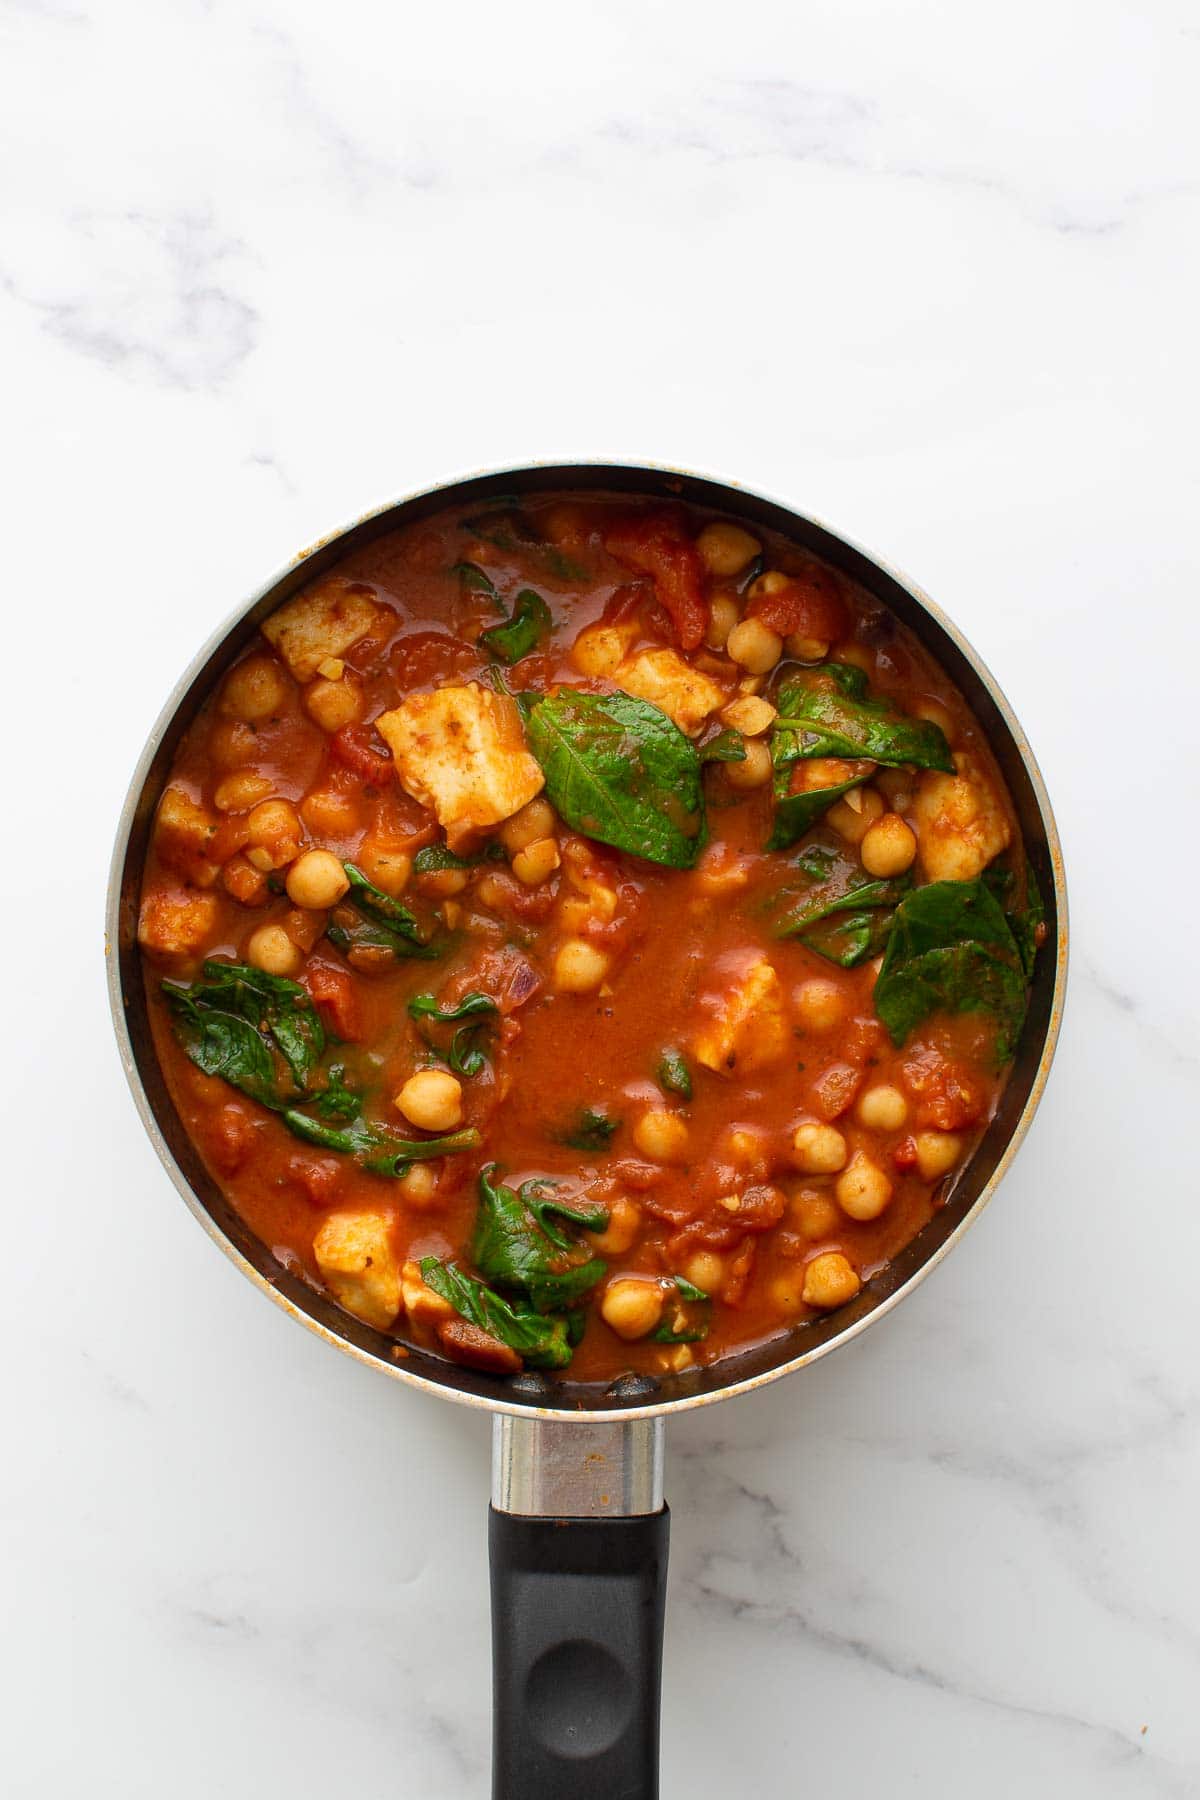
[902, 1050, 986, 1130]
[747, 565, 848, 642]
[303, 962, 364, 1041]
[893, 1136, 919, 1172]
[330, 722, 394, 786]
[604, 512, 707, 651]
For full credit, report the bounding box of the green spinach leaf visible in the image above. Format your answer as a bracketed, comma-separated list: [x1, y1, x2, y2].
[327, 863, 442, 960]
[283, 1111, 481, 1173]
[407, 991, 498, 1025]
[698, 728, 747, 765]
[766, 772, 868, 852]
[479, 589, 552, 663]
[561, 1107, 620, 1152]
[471, 1164, 608, 1313]
[874, 877, 1029, 1059]
[652, 1274, 711, 1343]
[771, 666, 955, 772]
[163, 959, 325, 1097]
[419, 1257, 574, 1369]
[528, 689, 705, 869]
[657, 1048, 693, 1100]
[451, 561, 502, 605]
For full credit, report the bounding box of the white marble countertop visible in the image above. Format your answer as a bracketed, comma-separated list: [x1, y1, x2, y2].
[4, 1, 1198, 1793]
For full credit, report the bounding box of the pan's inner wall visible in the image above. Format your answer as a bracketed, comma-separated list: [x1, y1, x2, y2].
[114, 465, 1062, 1416]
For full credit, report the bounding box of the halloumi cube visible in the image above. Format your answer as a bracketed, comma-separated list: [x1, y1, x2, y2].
[262, 578, 382, 682]
[155, 788, 220, 885]
[615, 647, 725, 738]
[313, 1211, 402, 1330]
[137, 886, 220, 963]
[375, 684, 544, 850]
[911, 751, 1012, 882]
[693, 957, 788, 1076]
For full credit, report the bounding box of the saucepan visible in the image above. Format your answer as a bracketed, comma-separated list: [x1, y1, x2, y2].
[106, 462, 1067, 1798]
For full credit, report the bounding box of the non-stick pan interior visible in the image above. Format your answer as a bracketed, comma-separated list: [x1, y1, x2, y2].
[109, 464, 1066, 1419]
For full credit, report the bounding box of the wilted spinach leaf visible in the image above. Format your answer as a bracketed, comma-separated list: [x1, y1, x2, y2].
[409, 990, 498, 1079]
[653, 1274, 711, 1344]
[528, 689, 705, 869]
[164, 960, 480, 1173]
[874, 877, 1030, 1060]
[419, 1258, 574, 1369]
[163, 959, 325, 1098]
[471, 1164, 608, 1313]
[771, 844, 911, 966]
[698, 728, 747, 765]
[283, 1111, 481, 1174]
[479, 589, 552, 664]
[561, 1107, 620, 1152]
[771, 665, 955, 772]
[451, 561, 502, 605]
[657, 1047, 692, 1100]
[766, 770, 869, 853]
[326, 863, 441, 960]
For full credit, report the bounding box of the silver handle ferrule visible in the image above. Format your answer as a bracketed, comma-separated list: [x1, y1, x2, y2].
[491, 1414, 665, 1517]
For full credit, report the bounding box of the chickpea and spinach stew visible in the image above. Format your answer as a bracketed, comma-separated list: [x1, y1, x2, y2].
[139, 494, 1045, 1383]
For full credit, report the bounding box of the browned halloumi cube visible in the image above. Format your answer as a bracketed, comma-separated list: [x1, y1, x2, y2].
[911, 751, 1012, 882]
[693, 957, 788, 1076]
[261, 578, 382, 682]
[137, 886, 220, 964]
[374, 684, 544, 850]
[313, 1211, 402, 1330]
[614, 647, 725, 738]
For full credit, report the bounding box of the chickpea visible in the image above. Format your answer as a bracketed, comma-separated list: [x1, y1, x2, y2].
[246, 922, 303, 977]
[396, 1162, 439, 1208]
[600, 1278, 665, 1341]
[770, 1271, 808, 1313]
[213, 771, 275, 814]
[357, 845, 411, 897]
[696, 521, 762, 576]
[300, 787, 361, 837]
[914, 1131, 964, 1181]
[632, 1110, 690, 1165]
[747, 570, 790, 600]
[791, 1190, 841, 1240]
[827, 786, 885, 846]
[794, 978, 847, 1034]
[720, 695, 776, 737]
[417, 864, 471, 898]
[501, 798, 557, 856]
[304, 673, 363, 734]
[726, 617, 783, 675]
[512, 837, 561, 887]
[724, 739, 772, 789]
[802, 1252, 861, 1309]
[856, 1084, 909, 1132]
[705, 593, 740, 651]
[220, 654, 288, 723]
[592, 1197, 642, 1255]
[572, 624, 630, 677]
[682, 1251, 725, 1295]
[835, 1152, 893, 1221]
[553, 938, 610, 993]
[395, 1069, 464, 1132]
[791, 1122, 848, 1175]
[285, 848, 350, 910]
[861, 813, 917, 878]
[246, 799, 303, 872]
[913, 696, 956, 745]
[785, 633, 830, 663]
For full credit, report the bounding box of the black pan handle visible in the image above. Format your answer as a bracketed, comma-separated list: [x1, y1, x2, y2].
[488, 1415, 668, 1800]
